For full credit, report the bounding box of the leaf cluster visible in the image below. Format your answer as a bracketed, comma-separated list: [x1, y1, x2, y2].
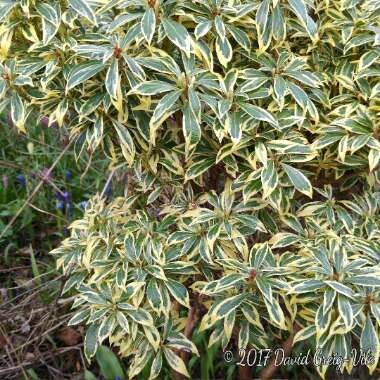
[2, 0, 380, 378]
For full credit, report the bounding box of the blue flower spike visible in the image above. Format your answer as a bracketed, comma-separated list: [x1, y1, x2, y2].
[16, 174, 26, 187]
[65, 169, 72, 181]
[104, 182, 112, 198]
[62, 191, 71, 201]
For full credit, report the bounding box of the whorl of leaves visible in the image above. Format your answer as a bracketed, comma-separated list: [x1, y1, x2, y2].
[2, 0, 380, 378]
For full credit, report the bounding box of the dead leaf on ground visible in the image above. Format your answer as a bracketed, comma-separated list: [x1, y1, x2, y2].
[25, 352, 35, 361]
[57, 327, 81, 346]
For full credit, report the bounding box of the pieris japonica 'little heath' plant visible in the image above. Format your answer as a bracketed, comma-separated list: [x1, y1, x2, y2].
[2, 0, 380, 378]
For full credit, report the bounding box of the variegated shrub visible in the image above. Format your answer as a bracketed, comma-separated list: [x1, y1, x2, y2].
[2, 0, 380, 378]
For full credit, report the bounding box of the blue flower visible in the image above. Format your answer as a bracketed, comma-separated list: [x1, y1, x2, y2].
[62, 191, 71, 201]
[16, 174, 26, 187]
[54, 190, 71, 202]
[65, 170, 72, 180]
[114, 377, 122, 380]
[78, 201, 88, 210]
[40, 116, 57, 129]
[104, 182, 112, 198]
[57, 200, 64, 210]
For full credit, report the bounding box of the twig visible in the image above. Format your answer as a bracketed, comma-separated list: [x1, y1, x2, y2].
[0, 156, 66, 196]
[181, 304, 200, 363]
[53, 270, 72, 311]
[0, 344, 83, 377]
[12, 318, 70, 354]
[27, 202, 68, 222]
[0, 324, 28, 379]
[57, 295, 77, 305]
[172, 296, 202, 380]
[0, 139, 74, 240]
[0, 266, 31, 273]
[259, 323, 301, 380]
[0, 273, 61, 308]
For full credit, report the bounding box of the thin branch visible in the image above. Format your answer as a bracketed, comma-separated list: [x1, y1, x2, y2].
[259, 323, 301, 380]
[0, 324, 28, 379]
[0, 344, 83, 377]
[27, 202, 68, 222]
[180, 304, 200, 363]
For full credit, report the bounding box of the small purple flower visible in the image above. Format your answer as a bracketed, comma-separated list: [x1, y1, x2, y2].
[54, 191, 62, 200]
[41, 168, 52, 183]
[114, 377, 122, 380]
[40, 116, 58, 129]
[54, 190, 71, 202]
[16, 174, 26, 187]
[65, 170, 72, 180]
[62, 191, 71, 202]
[40, 116, 49, 128]
[57, 200, 64, 210]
